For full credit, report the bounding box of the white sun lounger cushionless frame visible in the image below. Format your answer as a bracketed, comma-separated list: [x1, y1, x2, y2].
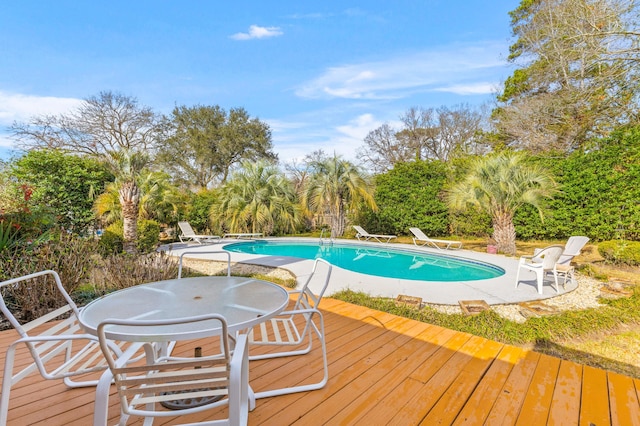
[409, 227, 463, 250]
[178, 221, 221, 244]
[352, 226, 397, 243]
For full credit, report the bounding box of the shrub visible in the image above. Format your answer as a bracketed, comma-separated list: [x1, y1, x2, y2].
[0, 232, 99, 321]
[598, 240, 640, 265]
[95, 252, 179, 291]
[137, 219, 160, 253]
[98, 221, 124, 255]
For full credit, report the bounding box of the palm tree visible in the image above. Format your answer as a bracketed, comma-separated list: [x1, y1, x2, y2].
[94, 169, 185, 246]
[210, 160, 300, 235]
[302, 154, 377, 237]
[447, 151, 559, 255]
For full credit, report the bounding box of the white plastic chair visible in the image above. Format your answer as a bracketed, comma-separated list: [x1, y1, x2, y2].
[247, 258, 332, 398]
[0, 270, 133, 425]
[515, 245, 565, 294]
[178, 251, 232, 278]
[96, 314, 249, 426]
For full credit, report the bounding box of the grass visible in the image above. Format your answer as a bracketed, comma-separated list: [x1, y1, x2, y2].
[331, 237, 640, 379]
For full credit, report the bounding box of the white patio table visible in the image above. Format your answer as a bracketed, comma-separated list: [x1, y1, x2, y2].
[78, 276, 289, 426]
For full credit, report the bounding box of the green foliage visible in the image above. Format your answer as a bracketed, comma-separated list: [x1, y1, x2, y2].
[598, 240, 640, 266]
[136, 219, 160, 253]
[10, 150, 114, 234]
[360, 160, 449, 236]
[515, 128, 640, 241]
[212, 160, 300, 235]
[186, 189, 218, 233]
[157, 105, 277, 189]
[0, 221, 21, 252]
[98, 219, 159, 254]
[99, 221, 124, 255]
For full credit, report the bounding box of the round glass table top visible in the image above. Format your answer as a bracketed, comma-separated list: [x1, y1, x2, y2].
[78, 276, 289, 341]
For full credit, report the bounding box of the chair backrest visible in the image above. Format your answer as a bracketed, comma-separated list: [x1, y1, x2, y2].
[178, 221, 196, 237]
[178, 251, 231, 278]
[535, 245, 565, 270]
[409, 227, 429, 240]
[353, 225, 369, 236]
[0, 270, 110, 387]
[0, 270, 80, 339]
[97, 314, 236, 419]
[293, 259, 332, 311]
[559, 236, 590, 265]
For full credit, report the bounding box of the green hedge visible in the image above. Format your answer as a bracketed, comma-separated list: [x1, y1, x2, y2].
[514, 127, 640, 241]
[358, 160, 450, 236]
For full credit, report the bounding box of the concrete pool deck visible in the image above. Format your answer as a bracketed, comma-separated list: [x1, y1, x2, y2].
[160, 237, 578, 306]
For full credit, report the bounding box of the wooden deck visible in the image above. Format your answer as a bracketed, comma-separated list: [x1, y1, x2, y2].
[1, 297, 640, 425]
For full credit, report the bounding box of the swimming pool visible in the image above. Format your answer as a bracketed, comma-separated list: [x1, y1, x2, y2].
[224, 240, 504, 282]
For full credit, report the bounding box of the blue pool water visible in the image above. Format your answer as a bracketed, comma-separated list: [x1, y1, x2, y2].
[224, 240, 504, 282]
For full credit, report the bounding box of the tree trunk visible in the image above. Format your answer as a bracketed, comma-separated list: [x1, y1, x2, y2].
[492, 209, 516, 256]
[119, 181, 140, 254]
[331, 198, 347, 237]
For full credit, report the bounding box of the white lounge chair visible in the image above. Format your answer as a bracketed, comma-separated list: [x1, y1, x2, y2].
[515, 245, 565, 294]
[178, 221, 221, 244]
[530, 236, 590, 287]
[409, 227, 463, 250]
[353, 225, 397, 243]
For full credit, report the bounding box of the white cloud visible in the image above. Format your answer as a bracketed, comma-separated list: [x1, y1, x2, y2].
[295, 42, 507, 100]
[230, 25, 283, 40]
[0, 91, 82, 125]
[0, 91, 82, 156]
[433, 82, 501, 95]
[272, 113, 386, 164]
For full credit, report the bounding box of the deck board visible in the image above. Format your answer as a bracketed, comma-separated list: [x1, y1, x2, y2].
[1, 297, 639, 425]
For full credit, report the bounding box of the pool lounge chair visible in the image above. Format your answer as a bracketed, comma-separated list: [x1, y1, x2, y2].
[409, 227, 463, 250]
[177, 221, 221, 244]
[353, 226, 397, 243]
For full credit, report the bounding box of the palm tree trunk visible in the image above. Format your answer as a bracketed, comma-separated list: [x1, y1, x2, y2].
[492, 209, 516, 255]
[119, 181, 140, 254]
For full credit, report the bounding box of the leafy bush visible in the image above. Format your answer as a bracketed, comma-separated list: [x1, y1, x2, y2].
[186, 189, 218, 233]
[10, 150, 113, 234]
[137, 219, 160, 253]
[598, 240, 640, 265]
[98, 221, 124, 255]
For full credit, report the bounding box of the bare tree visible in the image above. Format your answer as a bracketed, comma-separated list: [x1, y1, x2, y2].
[358, 105, 486, 172]
[357, 123, 415, 173]
[496, 0, 640, 152]
[11, 91, 160, 253]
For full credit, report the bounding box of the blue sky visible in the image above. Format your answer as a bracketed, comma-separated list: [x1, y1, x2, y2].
[0, 1, 515, 163]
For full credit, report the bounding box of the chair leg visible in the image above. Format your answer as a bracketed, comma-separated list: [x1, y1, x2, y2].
[536, 271, 544, 294]
[93, 368, 114, 426]
[254, 313, 328, 399]
[0, 345, 17, 426]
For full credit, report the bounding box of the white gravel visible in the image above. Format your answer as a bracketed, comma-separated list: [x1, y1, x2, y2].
[427, 275, 607, 323]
